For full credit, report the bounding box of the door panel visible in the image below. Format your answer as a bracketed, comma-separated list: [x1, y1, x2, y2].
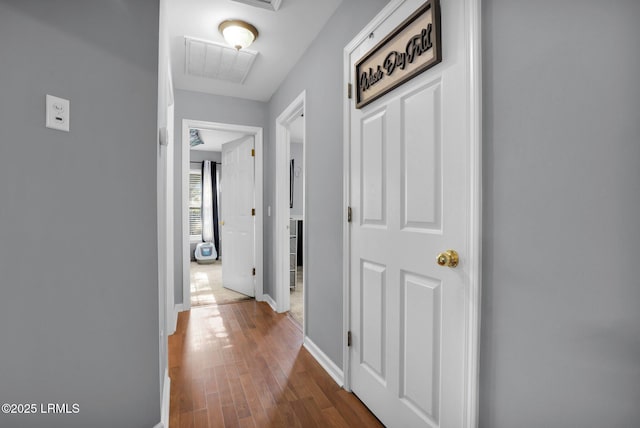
[221, 136, 255, 297]
[361, 110, 387, 226]
[349, 1, 469, 427]
[400, 271, 440, 421]
[361, 260, 387, 383]
[401, 81, 441, 231]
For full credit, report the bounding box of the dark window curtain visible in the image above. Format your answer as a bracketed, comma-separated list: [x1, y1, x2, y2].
[201, 161, 220, 259]
[290, 159, 294, 209]
[201, 161, 206, 238]
[211, 162, 220, 259]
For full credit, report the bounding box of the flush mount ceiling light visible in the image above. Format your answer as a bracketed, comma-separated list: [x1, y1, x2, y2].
[218, 20, 259, 50]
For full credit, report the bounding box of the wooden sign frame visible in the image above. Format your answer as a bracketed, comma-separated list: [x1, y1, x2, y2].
[355, 0, 442, 109]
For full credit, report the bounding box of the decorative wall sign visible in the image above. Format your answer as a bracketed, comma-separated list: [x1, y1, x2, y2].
[355, 0, 441, 109]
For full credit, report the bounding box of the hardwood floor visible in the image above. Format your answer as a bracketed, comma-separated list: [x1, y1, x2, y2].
[169, 300, 383, 428]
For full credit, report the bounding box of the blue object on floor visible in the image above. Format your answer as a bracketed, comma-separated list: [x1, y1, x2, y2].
[195, 242, 217, 264]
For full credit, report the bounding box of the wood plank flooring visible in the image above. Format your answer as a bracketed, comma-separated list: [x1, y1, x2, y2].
[169, 300, 383, 428]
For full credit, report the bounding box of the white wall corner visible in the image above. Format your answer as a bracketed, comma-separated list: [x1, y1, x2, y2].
[262, 294, 277, 312]
[303, 337, 344, 388]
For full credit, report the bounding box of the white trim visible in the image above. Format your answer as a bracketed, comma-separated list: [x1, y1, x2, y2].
[153, 368, 171, 428]
[341, 0, 406, 394]
[157, 0, 174, 411]
[274, 91, 306, 317]
[341, 53, 351, 392]
[181, 121, 190, 309]
[303, 337, 344, 388]
[160, 369, 170, 428]
[254, 126, 265, 307]
[169, 303, 185, 335]
[181, 119, 264, 308]
[342, 0, 482, 425]
[465, 0, 482, 426]
[301, 116, 308, 338]
[262, 294, 277, 312]
[164, 103, 175, 340]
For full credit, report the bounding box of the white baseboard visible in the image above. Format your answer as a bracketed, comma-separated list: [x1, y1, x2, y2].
[262, 294, 277, 312]
[303, 337, 344, 387]
[169, 304, 185, 335]
[154, 369, 170, 428]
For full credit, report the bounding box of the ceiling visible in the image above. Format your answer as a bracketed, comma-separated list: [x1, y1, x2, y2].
[191, 112, 302, 153]
[191, 128, 248, 152]
[168, 0, 342, 102]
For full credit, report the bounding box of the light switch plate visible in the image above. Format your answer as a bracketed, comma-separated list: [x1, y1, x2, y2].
[46, 94, 70, 132]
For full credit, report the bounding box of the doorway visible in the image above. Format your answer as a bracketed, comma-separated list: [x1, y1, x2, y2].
[181, 119, 264, 310]
[287, 113, 305, 326]
[275, 91, 307, 331]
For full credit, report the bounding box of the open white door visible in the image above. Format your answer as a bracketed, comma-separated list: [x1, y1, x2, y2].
[221, 136, 255, 297]
[346, 0, 480, 427]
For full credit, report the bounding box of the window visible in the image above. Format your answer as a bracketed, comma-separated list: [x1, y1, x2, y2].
[189, 170, 202, 239]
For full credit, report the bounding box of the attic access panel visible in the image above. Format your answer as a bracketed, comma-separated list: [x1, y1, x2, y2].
[185, 37, 258, 84]
[230, 0, 282, 11]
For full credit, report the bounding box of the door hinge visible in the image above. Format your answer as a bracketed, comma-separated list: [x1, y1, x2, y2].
[251, 148, 255, 157]
[347, 206, 352, 223]
[347, 331, 352, 347]
[252, 267, 256, 276]
[251, 208, 256, 216]
[347, 83, 353, 99]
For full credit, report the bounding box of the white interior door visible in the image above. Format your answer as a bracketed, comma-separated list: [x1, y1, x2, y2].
[221, 136, 255, 297]
[348, 1, 474, 427]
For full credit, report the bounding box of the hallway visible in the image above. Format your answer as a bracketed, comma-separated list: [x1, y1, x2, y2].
[190, 261, 251, 307]
[168, 301, 382, 428]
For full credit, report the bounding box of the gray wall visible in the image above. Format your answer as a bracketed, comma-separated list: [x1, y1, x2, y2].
[480, 1, 640, 427]
[290, 142, 304, 217]
[266, 0, 390, 365]
[173, 90, 267, 303]
[0, 1, 160, 427]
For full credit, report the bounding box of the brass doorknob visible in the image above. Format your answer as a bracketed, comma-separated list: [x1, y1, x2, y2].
[436, 250, 459, 268]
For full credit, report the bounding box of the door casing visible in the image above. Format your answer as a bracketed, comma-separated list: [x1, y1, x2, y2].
[181, 119, 264, 310]
[342, 0, 482, 426]
[274, 91, 307, 334]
